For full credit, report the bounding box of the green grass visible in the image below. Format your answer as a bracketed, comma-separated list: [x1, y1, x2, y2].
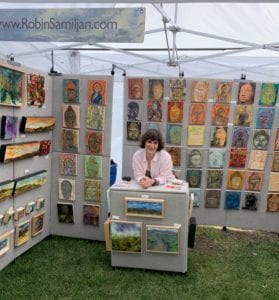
[0, 226, 278, 300]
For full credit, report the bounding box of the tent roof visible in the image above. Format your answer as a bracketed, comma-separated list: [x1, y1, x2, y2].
[1, 1, 279, 81]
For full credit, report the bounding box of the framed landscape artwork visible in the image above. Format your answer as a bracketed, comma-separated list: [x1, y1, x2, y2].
[125, 197, 164, 218]
[0, 231, 12, 257]
[31, 212, 45, 237]
[15, 220, 31, 247]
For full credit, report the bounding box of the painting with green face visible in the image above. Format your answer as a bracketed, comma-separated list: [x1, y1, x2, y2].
[84, 155, 102, 178]
[259, 83, 279, 106]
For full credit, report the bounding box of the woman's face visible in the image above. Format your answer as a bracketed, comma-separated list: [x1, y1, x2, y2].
[145, 139, 159, 156]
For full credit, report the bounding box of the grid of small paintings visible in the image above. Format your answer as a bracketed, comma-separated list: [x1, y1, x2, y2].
[125, 77, 279, 213]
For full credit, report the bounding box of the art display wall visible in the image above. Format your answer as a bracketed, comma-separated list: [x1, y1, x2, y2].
[122, 77, 279, 232]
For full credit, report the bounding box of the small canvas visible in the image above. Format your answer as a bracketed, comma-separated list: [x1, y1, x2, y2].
[187, 169, 202, 188]
[63, 79, 79, 103]
[266, 193, 279, 212]
[231, 127, 250, 148]
[229, 148, 247, 168]
[85, 130, 103, 155]
[166, 124, 182, 145]
[25, 201, 36, 214]
[15, 220, 31, 247]
[189, 103, 206, 125]
[259, 83, 279, 106]
[208, 149, 226, 169]
[0, 180, 14, 201]
[83, 204, 100, 226]
[58, 178, 75, 201]
[191, 80, 209, 102]
[255, 107, 275, 129]
[189, 188, 201, 207]
[1, 116, 18, 140]
[210, 126, 227, 147]
[57, 202, 74, 224]
[14, 207, 25, 221]
[166, 147, 181, 167]
[252, 129, 270, 150]
[0, 231, 12, 256]
[169, 79, 186, 101]
[213, 81, 233, 103]
[127, 101, 143, 121]
[2, 210, 14, 225]
[242, 192, 260, 211]
[148, 79, 164, 101]
[147, 99, 163, 122]
[84, 155, 102, 178]
[248, 150, 267, 171]
[39, 140, 51, 156]
[127, 121, 141, 141]
[233, 105, 253, 127]
[226, 169, 245, 190]
[167, 101, 183, 123]
[61, 128, 79, 153]
[27, 74, 45, 106]
[268, 172, 279, 192]
[125, 197, 164, 218]
[86, 105, 105, 130]
[146, 122, 162, 133]
[211, 103, 230, 126]
[59, 153, 77, 176]
[31, 211, 45, 237]
[271, 152, 279, 172]
[207, 169, 223, 189]
[225, 191, 241, 209]
[274, 128, 279, 150]
[84, 179, 101, 202]
[62, 105, 80, 129]
[187, 125, 205, 146]
[128, 78, 144, 100]
[187, 149, 203, 168]
[237, 82, 256, 104]
[205, 190, 221, 208]
[88, 79, 107, 105]
[36, 197, 45, 210]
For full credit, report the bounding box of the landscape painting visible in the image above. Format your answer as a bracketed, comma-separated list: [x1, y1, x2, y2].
[125, 197, 164, 218]
[15, 220, 31, 247]
[146, 225, 180, 254]
[0, 231, 12, 257]
[31, 211, 45, 237]
[0, 180, 14, 201]
[20, 116, 56, 133]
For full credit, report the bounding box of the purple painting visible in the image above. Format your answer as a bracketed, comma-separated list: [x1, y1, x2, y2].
[1, 116, 18, 140]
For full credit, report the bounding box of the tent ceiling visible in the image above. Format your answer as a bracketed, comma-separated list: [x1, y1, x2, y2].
[1, 2, 279, 81]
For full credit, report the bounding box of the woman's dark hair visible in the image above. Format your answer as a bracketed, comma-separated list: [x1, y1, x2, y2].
[140, 129, 164, 151]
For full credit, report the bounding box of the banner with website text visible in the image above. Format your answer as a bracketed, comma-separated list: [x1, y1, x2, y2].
[0, 8, 145, 43]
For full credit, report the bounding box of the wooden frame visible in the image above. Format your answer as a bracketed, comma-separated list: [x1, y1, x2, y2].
[15, 220, 31, 247]
[125, 197, 164, 218]
[31, 211, 45, 237]
[20, 116, 56, 133]
[0, 231, 12, 256]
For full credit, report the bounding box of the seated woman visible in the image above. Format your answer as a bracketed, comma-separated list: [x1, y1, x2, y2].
[132, 129, 175, 188]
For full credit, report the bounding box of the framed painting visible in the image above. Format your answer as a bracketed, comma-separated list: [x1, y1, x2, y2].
[225, 191, 241, 210]
[31, 211, 45, 237]
[85, 130, 104, 155]
[166, 124, 182, 145]
[39, 140, 51, 156]
[191, 80, 209, 102]
[189, 188, 201, 207]
[110, 220, 142, 253]
[0, 65, 24, 107]
[13, 170, 47, 197]
[1, 116, 18, 140]
[0, 180, 14, 201]
[231, 127, 250, 148]
[86, 105, 105, 130]
[252, 129, 270, 150]
[58, 178, 75, 201]
[20, 116, 56, 133]
[146, 225, 180, 254]
[266, 193, 279, 212]
[127, 121, 141, 141]
[128, 78, 144, 100]
[187, 125, 205, 146]
[27, 74, 45, 106]
[237, 81, 256, 105]
[167, 101, 183, 123]
[57, 202, 74, 224]
[88, 79, 107, 105]
[83, 204, 100, 226]
[207, 169, 223, 189]
[147, 99, 162, 122]
[187, 169, 202, 188]
[2, 210, 14, 225]
[62, 105, 80, 129]
[248, 150, 267, 171]
[255, 107, 275, 129]
[211, 103, 230, 126]
[229, 148, 247, 168]
[226, 169, 245, 190]
[125, 197, 164, 218]
[259, 83, 279, 106]
[59, 153, 77, 176]
[61, 128, 79, 153]
[84, 179, 101, 202]
[36, 197, 45, 210]
[169, 79, 186, 101]
[15, 220, 31, 247]
[187, 149, 203, 168]
[233, 105, 253, 127]
[25, 201, 36, 214]
[213, 81, 233, 103]
[127, 100, 143, 121]
[208, 149, 226, 169]
[14, 207, 25, 221]
[84, 155, 102, 178]
[166, 147, 181, 167]
[271, 152, 279, 172]
[210, 126, 227, 147]
[0, 141, 40, 163]
[189, 103, 206, 125]
[245, 171, 263, 192]
[242, 192, 260, 211]
[63, 79, 79, 103]
[0, 231, 12, 256]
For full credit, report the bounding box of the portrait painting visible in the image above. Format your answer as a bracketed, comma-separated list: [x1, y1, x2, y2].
[36, 197, 45, 210]
[1, 116, 18, 140]
[0, 180, 14, 201]
[125, 197, 164, 218]
[0, 66, 24, 107]
[166, 124, 182, 145]
[252, 129, 270, 150]
[20, 116, 56, 133]
[62, 105, 80, 129]
[15, 220, 31, 247]
[187, 125, 205, 146]
[259, 82, 279, 106]
[169, 79, 186, 101]
[84, 155, 102, 178]
[266, 193, 279, 212]
[128, 78, 144, 100]
[27, 73, 45, 106]
[246, 171, 263, 192]
[242, 192, 260, 211]
[233, 105, 253, 127]
[189, 103, 206, 125]
[166, 147, 181, 167]
[189, 188, 201, 207]
[59, 153, 77, 176]
[148, 79, 164, 101]
[14, 207, 25, 221]
[187, 149, 203, 168]
[191, 80, 209, 102]
[58, 178, 75, 201]
[225, 191, 241, 210]
[231, 127, 250, 148]
[147, 99, 162, 122]
[226, 169, 245, 190]
[88, 79, 107, 105]
[248, 150, 267, 171]
[208, 149, 226, 169]
[268, 172, 279, 192]
[127, 101, 143, 121]
[274, 128, 279, 150]
[167, 101, 183, 123]
[39, 140, 51, 156]
[237, 81, 256, 104]
[0, 231, 12, 257]
[146, 225, 179, 254]
[83, 204, 100, 226]
[63, 79, 79, 103]
[271, 152, 279, 172]
[86, 105, 105, 130]
[85, 130, 103, 155]
[0, 141, 40, 163]
[110, 220, 142, 253]
[213, 81, 233, 103]
[210, 126, 227, 147]
[207, 169, 223, 189]
[146, 122, 162, 133]
[229, 148, 247, 168]
[61, 128, 79, 153]
[57, 202, 74, 224]
[84, 179, 101, 202]
[31, 212, 45, 237]
[13, 170, 47, 197]
[205, 190, 221, 208]
[211, 103, 230, 126]
[127, 121, 141, 141]
[187, 169, 202, 188]
[255, 107, 275, 129]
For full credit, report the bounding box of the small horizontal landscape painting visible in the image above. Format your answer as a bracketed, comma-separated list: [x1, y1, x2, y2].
[125, 197, 164, 218]
[20, 116, 56, 133]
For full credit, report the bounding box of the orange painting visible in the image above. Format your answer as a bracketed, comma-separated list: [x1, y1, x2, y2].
[88, 80, 107, 105]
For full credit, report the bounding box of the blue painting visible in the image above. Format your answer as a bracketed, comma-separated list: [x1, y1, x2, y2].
[256, 108, 275, 129]
[225, 191, 241, 210]
[125, 197, 164, 218]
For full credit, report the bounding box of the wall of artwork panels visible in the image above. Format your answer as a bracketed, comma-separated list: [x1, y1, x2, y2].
[122, 77, 279, 232]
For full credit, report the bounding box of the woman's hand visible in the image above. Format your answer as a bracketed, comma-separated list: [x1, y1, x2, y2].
[139, 176, 154, 189]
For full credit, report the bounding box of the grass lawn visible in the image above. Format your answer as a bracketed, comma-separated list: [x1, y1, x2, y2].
[0, 226, 278, 300]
